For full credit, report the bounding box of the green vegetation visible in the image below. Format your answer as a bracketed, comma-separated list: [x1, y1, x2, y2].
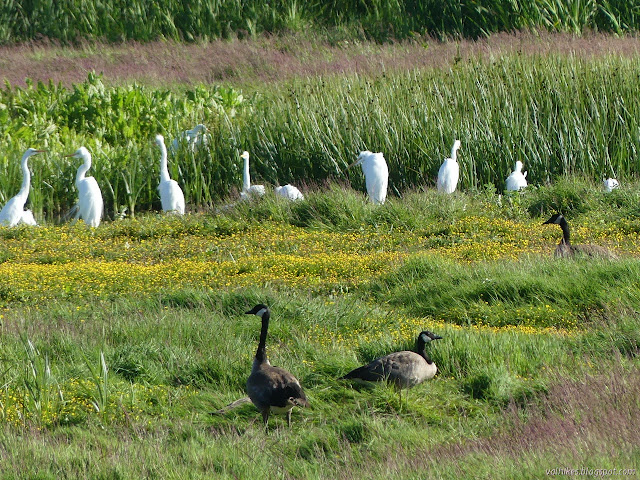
[0, 187, 638, 478]
[1, 0, 638, 44]
[2, 52, 640, 222]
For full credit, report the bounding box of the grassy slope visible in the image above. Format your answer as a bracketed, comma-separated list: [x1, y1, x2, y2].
[0, 185, 638, 478]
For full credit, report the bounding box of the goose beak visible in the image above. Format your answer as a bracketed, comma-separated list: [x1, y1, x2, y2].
[432, 334, 443, 340]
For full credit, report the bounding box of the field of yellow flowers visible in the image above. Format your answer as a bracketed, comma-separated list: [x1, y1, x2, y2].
[0, 187, 639, 479]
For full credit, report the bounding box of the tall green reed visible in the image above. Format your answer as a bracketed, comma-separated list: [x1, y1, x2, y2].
[1, 54, 639, 221]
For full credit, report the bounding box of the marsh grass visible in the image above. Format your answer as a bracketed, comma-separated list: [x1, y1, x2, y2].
[2, 52, 640, 221]
[0, 184, 637, 477]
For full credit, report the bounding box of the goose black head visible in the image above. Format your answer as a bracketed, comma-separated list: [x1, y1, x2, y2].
[543, 214, 565, 225]
[419, 331, 443, 343]
[246, 304, 270, 317]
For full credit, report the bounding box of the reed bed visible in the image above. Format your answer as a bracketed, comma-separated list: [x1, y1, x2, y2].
[1, 0, 637, 45]
[1, 53, 639, 222]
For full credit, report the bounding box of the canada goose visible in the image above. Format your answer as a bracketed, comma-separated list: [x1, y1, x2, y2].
[505, 161, 528, 192]
[349, 151, 389, 204]
[543, 214, 617, 259]
[437, 140, 461, 194]
[340, 331, 442, 403]
[245, 304, 308, 428]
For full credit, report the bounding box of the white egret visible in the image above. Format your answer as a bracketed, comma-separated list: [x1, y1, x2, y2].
[275, 184, 304, 201]
[245, 304, 308, 429]
[0, 148, 46, 227]
[66, 147, 103, 228]
[603, 177, 619, 193]
[155, 134, 186, 215]
[437, 140, 461, 194]
[505, 161, 528, 191]
[171, 124, 208, 153]
[349, 151, 388, 204]
[240, 151, 265, 199]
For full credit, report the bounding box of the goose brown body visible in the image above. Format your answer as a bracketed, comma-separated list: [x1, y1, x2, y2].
[543, 214, 617, 259]
[245, 304, 308, 428]
[341, 331, 442, 401]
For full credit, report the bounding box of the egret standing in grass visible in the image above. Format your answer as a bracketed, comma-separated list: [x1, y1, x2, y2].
[505, 161, 528, 192]
[275, 184, 304, 201]
[349, 151, 388, 204]
[171, 124, 208, 153]
[0, 148, 46, 227]
[66, 147, 103, 228]
[603, 177, 619, 193]
[240, 151, 266, 199]
[437, 140, 461, 194]
[156, 134, 185, 215]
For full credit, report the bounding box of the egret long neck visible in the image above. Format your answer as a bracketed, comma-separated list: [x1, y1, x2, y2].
[76, 156, 91, 185]
[159, 141, 171, 182]
[18, 153, 31, 198]
[243, 157, 251, 191]
[254, 311, 270, 367]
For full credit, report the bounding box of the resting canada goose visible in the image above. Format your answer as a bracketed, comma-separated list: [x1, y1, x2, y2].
[543, 214, 617, 259]
[340, 331, 442, 403]
[245, 304, 308, 428]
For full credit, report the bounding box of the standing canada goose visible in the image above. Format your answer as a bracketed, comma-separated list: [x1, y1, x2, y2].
[340, 331, 442, 403]
[245, 304, 308, 428]
[437, 140, 461, 194]
[543, 214, 617, 259]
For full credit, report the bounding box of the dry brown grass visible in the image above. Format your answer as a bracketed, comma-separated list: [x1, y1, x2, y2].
[2, 31, 640, 89]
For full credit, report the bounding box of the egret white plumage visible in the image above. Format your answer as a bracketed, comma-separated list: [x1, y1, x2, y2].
[156, 134, 186, 215]
[0, 148, 45, 227]
[437, 140, 461, 194]
[505, 161, 528, 191]
[349, 151, 388, 204]
[66, 147, 103, 228]
[275, 184, 304, 201]
[171, 124, 208, 153]
[240, 151, 265, 199]
[603, 177, 619, 193]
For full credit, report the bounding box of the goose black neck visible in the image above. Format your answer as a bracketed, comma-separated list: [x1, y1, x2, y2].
[255, 310, 270, 364]
[416, 338, 434, 365]
[559, 217, 571, 245]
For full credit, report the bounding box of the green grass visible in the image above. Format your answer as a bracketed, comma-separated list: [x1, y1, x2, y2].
[2, 53, 640, 222]
[0, 186, 638, 478]
[1, 0, 638, 45]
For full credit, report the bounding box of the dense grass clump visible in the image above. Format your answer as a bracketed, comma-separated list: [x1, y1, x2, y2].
[1, 0, 638, 45]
